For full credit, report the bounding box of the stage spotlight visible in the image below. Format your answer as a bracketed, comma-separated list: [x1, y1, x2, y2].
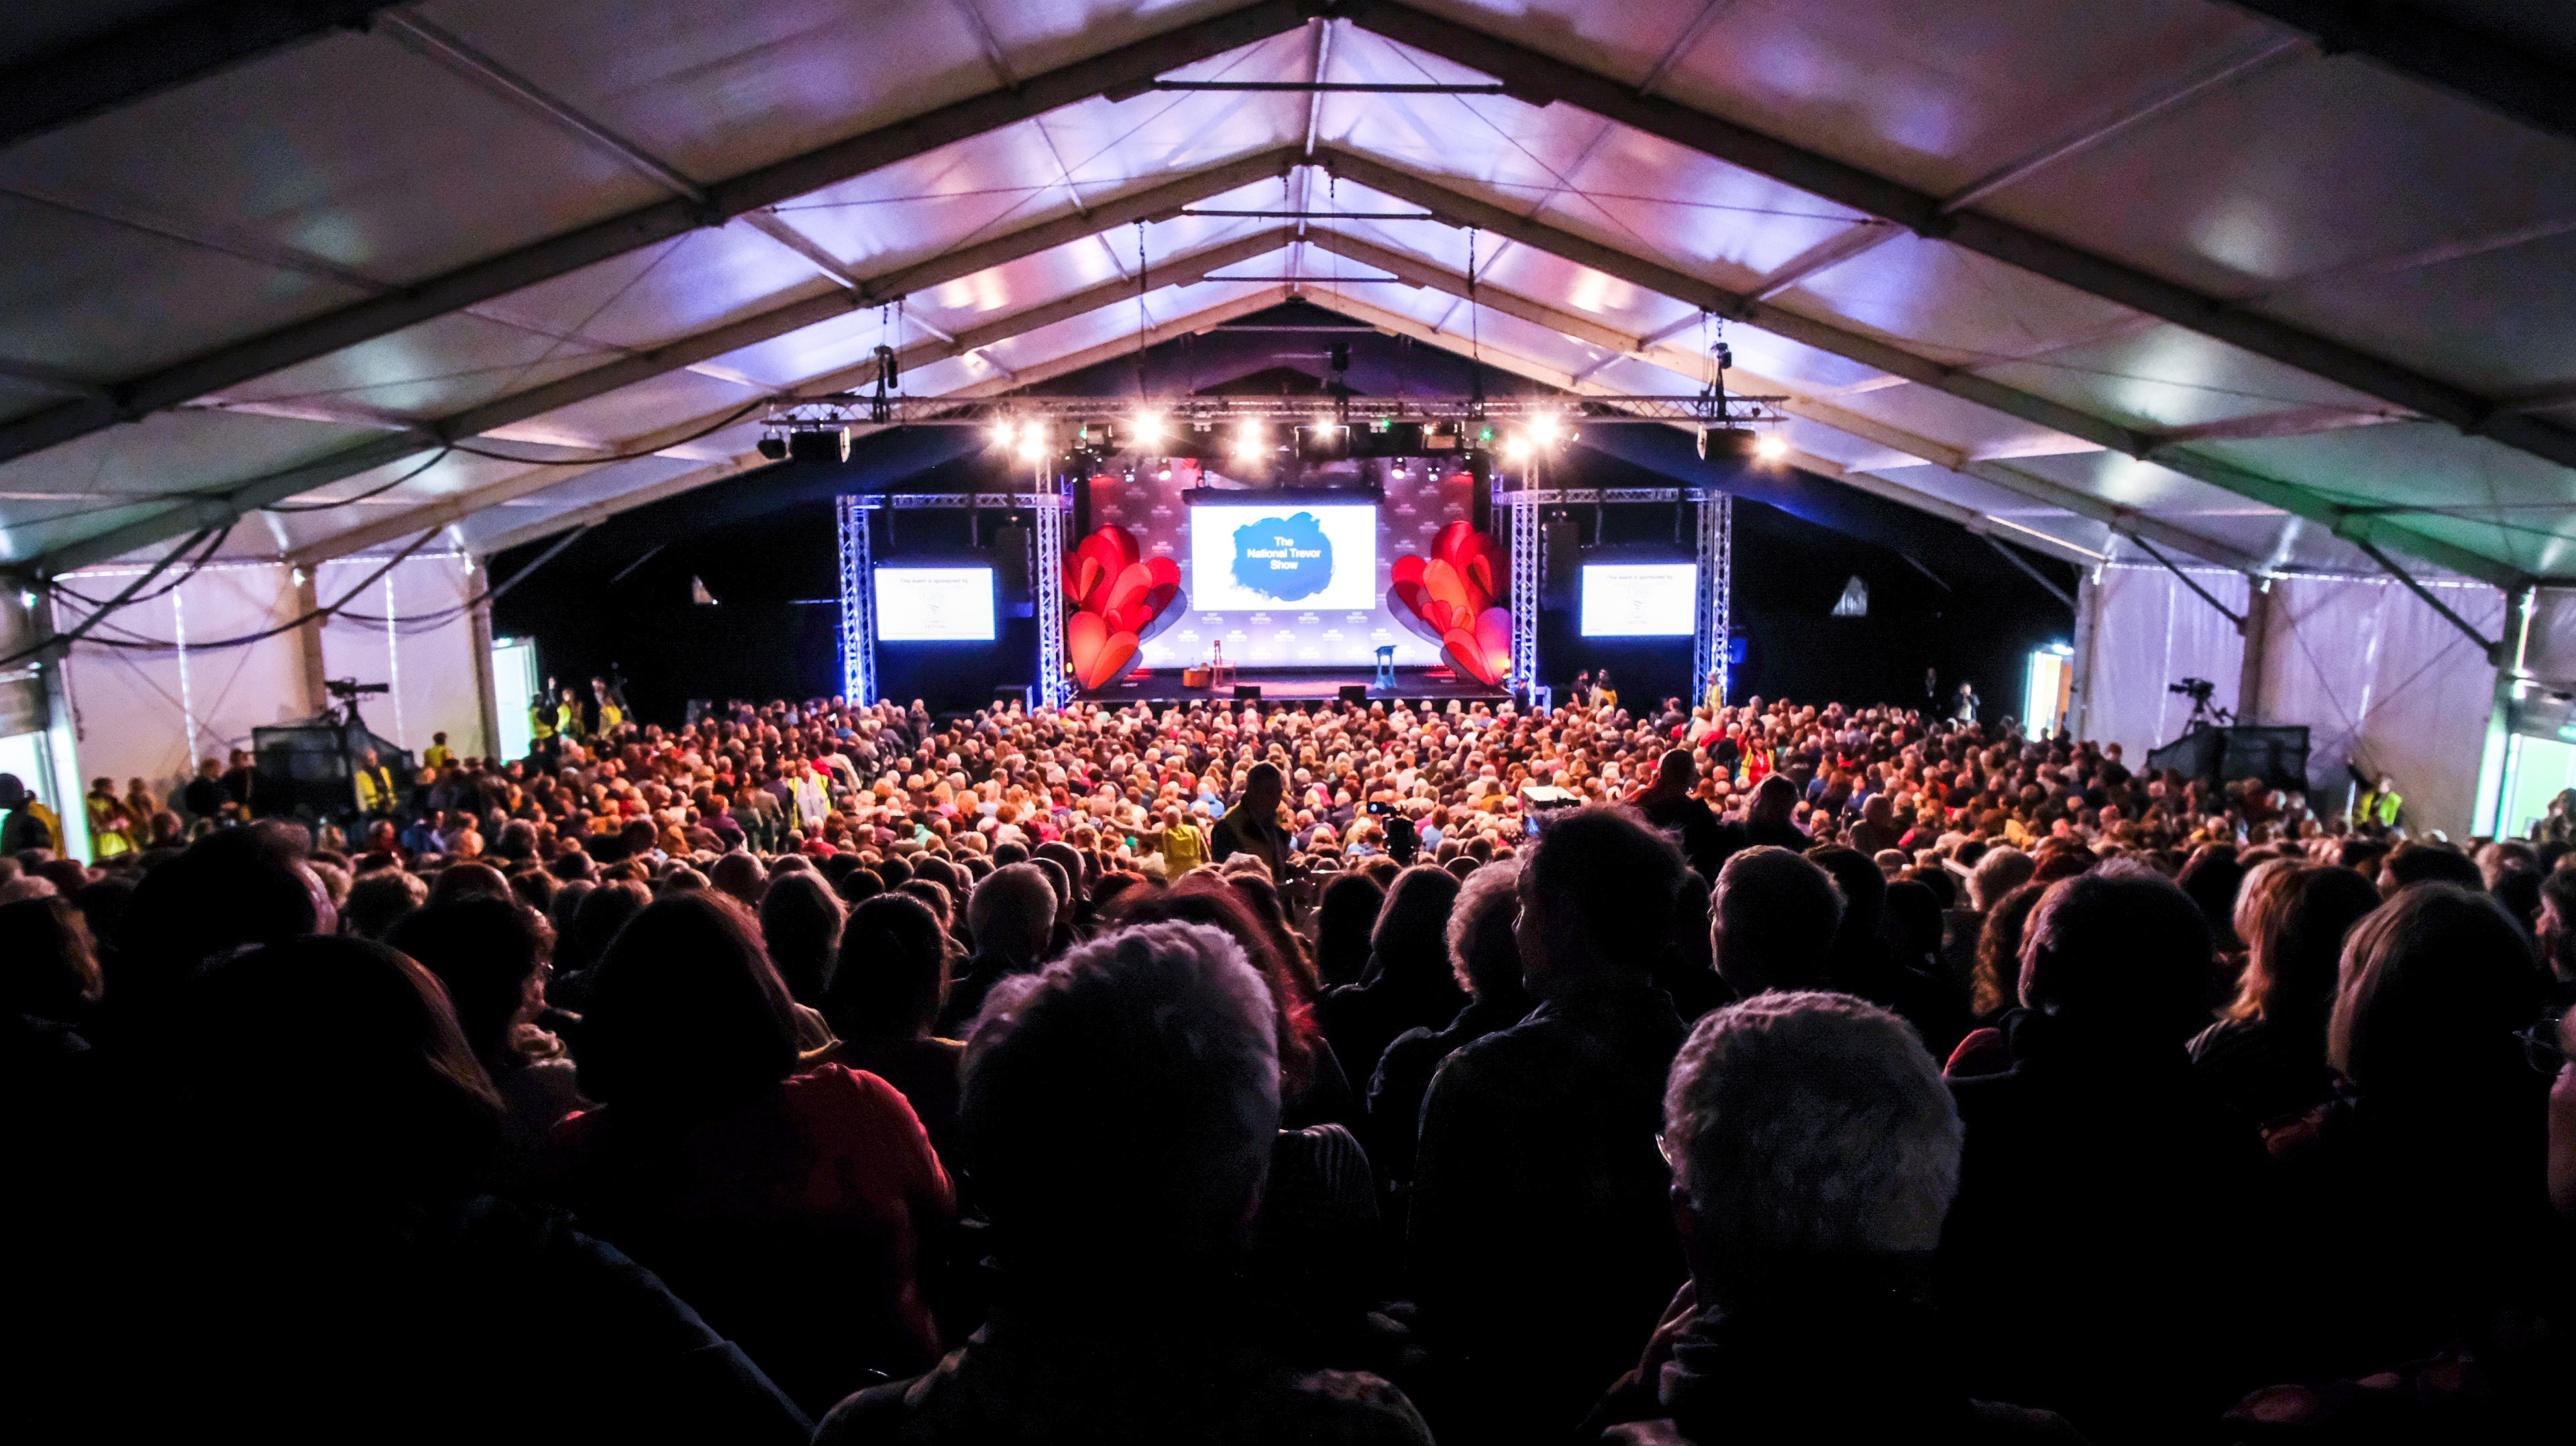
[756, 434, 788, 461]
[1754, 433, 1788, 461]
[1157, 461, 1172, 481]
[1391, 459, 1408, 479]
[1233, 419, 1265, 459]
[1531, 414, 1563, 447]
[1502, 433, 1533, 461]
[990, 418, 1018, 449]
[1132, 410, 1168, 448]
[1016, 426, 1049, 464]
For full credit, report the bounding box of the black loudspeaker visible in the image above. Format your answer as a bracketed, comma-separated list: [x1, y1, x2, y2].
[787, 427, 849, 463]
[993, 685, 1032, 711]
[990, 520, 1030, 598]
[1542, 512, 1580, 591]
[1234, 685, 1263, 701]
[1338, 685, 1368, 705]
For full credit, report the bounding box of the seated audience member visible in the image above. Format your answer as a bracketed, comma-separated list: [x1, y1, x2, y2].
[2537, 867, 2576, 1011]
[388, 895, 584, 1194]
[2376, 839, 2483, 896]
[1585, 992, 2080, 1444]
[1709, 845, 1842, 997]
[1627, 747, 1736, 881]
[2186, 863, 2381, 1123]
[1810, 844, 1970, 1058]
[0, 894, 103, 1085]
[341, 867, 428, 940]
[1317, 864, 1466, 1089]
[1940, 861, 2263, 1441]
[550, 891, 954, 1415]
[1409, 807, 1691, 1443]
[756, 868, 844, 1049]
[933, 863, 1055, 1037]
[104, 822, 334, 1042]
[817, 892, 964, 1166]
[1313, 871, 1387, 989]
[813, 920, 1434, 1446]
[1366, 857, 1531, 1200]
[2257, 885, 2557, 1388]
[31, 937, 810, 1445]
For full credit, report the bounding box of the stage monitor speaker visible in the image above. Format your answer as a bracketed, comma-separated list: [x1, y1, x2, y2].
[990, 520, 1030, 597]
[1338, 685, 1368, 705]
[993, 685, 1032, 711]
[1234, 685, 1262, 701]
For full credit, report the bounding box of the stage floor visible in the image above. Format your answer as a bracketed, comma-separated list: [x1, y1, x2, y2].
[1081, 667, 1509, 704]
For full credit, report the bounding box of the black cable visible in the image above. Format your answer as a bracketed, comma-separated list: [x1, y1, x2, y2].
[326, 523, 595, 631]
[0, 528, 213, 671]
[446, 400, 769, 464]
[46, 522, 236, 609]
[262, 446, 455, 512]
[70, 527, 445, 655]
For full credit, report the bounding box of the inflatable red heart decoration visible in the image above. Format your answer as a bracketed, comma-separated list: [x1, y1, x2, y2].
[1065, 611, 1140, 689]
[1440, 628, 1495, 685]
[1063, 553, 1104, 606]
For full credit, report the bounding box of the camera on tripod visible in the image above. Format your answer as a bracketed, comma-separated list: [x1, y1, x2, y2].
[325, 678, 390, 699]
[2167, 677, 2233, 728]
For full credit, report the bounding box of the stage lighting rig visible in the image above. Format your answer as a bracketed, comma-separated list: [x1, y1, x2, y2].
[1698, 426, 1759, 462]
[759, 424, 847, 463]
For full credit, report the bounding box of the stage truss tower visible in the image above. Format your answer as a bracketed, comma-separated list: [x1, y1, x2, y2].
[835, 493, 876, 706]
[1501, 473, 1540, 701]
[1693, 493, 1734, 708]
[1033, 467, 1070, 712]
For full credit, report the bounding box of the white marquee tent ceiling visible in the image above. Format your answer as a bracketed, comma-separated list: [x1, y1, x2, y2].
[2, 0, 2571, 594]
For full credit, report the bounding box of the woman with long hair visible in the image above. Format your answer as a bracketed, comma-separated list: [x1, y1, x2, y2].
[2187, 863, 2382, 1123]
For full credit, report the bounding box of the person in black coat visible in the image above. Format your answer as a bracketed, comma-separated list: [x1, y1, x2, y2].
[1408, 808, 1690, 1445]
[1317, 865, 1464, 1090]
[1365, 858, 1531, 1206]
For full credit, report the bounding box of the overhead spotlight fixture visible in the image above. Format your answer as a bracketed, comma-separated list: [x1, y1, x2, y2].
[1502, 433, 1534, 461]
[990, 418, 1018, 449]
[755, 434, 789, 461]
[1123, 466, 1136, 483]
[1530, 414, 1563, 447]
[787, 426, 850, 464]
[1157, 461, 1173, 481]
[1131, 410, 1168, 448]
[1016, 425, 1049, 464]
[1391, 459, 1408, 479]
[1234, 419, 1265, 458]
[1754, 433, 1788, 461]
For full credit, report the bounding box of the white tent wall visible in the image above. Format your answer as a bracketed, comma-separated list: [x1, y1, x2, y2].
[2245, 576, 2505, 839]
[314, 555, 489, 763]
[2075, 563, 2249, 766]
[52, 565, 313, 809]
[2526, 588, 2576, 686]
[2077, 562, 2508, 837]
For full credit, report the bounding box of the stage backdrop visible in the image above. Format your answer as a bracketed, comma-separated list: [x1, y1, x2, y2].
[1087, 461, 1476, 670]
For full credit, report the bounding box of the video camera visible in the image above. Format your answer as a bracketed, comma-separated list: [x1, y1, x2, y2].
[325, 678, 390, 698]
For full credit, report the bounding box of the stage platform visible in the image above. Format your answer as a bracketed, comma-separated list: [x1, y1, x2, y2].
[1081, 667, 1509, 705]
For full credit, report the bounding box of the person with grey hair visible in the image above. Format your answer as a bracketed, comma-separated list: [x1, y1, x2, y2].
[1967, 845, 2035, 913]
[1586, 991, 2076, 1443]
[1941, 860, 2263, 1440]
[1709, 845, 1843, 997]
[1411, 807, 1692, 1444]
[814, 920, 1434, 1446]
[934, 862, 1057, 1038]
[1365, 858, 1534, 1199]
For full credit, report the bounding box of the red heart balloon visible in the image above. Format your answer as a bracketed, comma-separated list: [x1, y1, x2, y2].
[1441, 627, 1498, 685]
[1063, 553, 1104, 605]
[1065, 612, 1142, 689]
[1432, 520, 1474, 570]
[1098, 561, 1157, 622]
[1391, 554, 1427, 590]
[1143, 555, 1179, 590]
[1473, 606, 1513, 677]
[1457, 533, 1503, 602]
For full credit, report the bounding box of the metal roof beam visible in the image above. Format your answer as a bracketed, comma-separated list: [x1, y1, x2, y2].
[0, 0, 1313, 467]
[466, 287, 1299, 557]
[283, 234, 1299, 565]
[1338, 1, 2576, 484]
[32, 151, 1305, 575]
[0, 1, 402, 151]
[2222, 1, 2576, 142]
[1313, 144, 2524, 588]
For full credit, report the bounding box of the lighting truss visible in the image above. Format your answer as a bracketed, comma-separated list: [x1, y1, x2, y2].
[834, 494, 875, 706]
[1031, 469, 1071, 711]
[1693, 494, 1734, 709]
[770, 392, 1788, 433]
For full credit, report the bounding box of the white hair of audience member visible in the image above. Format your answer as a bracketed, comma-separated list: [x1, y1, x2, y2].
[1444, 855, 1521, 996]
[967, 862, 1057, 966]
[963, 920, 1280, 1266]
[1662, 990, 1962, 1256]
[1967, 845, 2035, 911]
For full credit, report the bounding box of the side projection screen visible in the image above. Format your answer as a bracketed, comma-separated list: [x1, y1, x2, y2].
[1580, 563, 1698, 637]
[873, 566, 996, 641]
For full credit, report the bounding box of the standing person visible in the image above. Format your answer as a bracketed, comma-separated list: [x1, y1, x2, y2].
[0, 772, 60, 853]
[421, 732, 453, 773]
[352, 748, 398, 821]
[1155, 803, 1209, 877]
[220, 748, 260, 817]
[529, 694, 558, 769]
[592, 677, 625, 734]
[84, 778, 136, 862]
[182, 757, 227, 823]
[1209, 762, 1291, 882]
[1409, 807, 1691, 1443]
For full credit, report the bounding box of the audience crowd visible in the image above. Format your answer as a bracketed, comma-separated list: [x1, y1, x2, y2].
[10, 686, 2575, 1445]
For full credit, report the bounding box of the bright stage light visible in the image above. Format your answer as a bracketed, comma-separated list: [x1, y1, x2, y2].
[1132, 410, 1168, 448]
[1233, 419, 1265, 459]
[990, 418, 1017, 449]
[1016, 425, 1049, 463]
[1157, 461, 1172, 481]
[1531, 414, 1563, 446]
[1754, 433, 1788, 461]
[1503, 433, 1534, 461]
